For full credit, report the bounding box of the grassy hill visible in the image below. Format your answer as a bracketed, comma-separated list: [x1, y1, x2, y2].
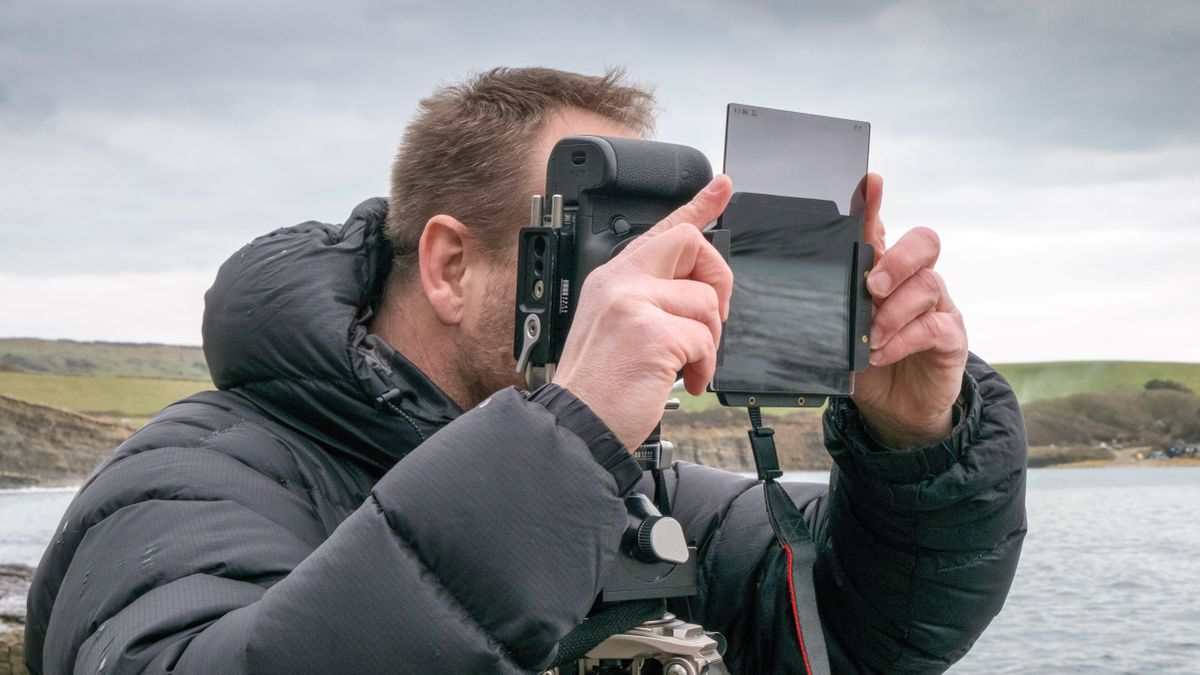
[1, 338, 1197, 438]
[992, 361, 1200, 404]
[0, 372, 210, 420]
[1, 339, 1197, 480]
[0, 338, 208, 380]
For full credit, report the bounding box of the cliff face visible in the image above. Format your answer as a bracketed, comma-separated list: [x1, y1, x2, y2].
[0, 393, 833, 484]
[663, 407, 832, 472]
[0, 625, 26, 675]
[0, 564, 31, 675]
[0, 395, 130, 484]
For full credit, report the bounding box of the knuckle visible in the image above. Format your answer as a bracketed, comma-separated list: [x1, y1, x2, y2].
[598, 284, 633, 317]
[915, 311, 942, 338]
[925, 311, 956, 340]
[882, 331, 909, 357]
[916, 268, 944, 298]
[655, 222, 684, 245]
[593, 271, 618, 294]
[670, 331, 698, 364]
[946, 312, 967, 343]
[873, 309, 902, 333]
[588, 263, 616, 285]
[690, 320, 714, 352]
[701, 284, 719, 314]
[873, 306, 898, 334]
[674, 223, 701, 245]
[627, 310, 658, 336]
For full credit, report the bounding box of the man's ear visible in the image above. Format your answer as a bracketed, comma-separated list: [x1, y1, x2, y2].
[418, 214, 470, 326]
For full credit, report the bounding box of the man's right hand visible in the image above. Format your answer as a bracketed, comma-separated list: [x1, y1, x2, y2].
[553, 175, 735, 452]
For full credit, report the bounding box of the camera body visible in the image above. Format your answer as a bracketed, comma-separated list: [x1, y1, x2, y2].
[513, 136, 728, 378]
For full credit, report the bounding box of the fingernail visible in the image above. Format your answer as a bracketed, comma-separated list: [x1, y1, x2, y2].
[869, 327, 881, 346]
[703, 175, 727, 194]
[868, 271, 890, 296]
[869, 353, 882, 366]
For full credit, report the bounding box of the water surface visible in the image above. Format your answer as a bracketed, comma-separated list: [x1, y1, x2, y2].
[2, 469, 1197, 672]
[0, 486, 77, 568]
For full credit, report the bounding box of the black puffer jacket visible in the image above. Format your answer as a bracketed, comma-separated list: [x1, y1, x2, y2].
[26, 198, 1026, 674]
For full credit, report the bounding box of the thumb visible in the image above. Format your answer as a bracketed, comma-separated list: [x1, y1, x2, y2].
[630, 175, 733, 252]
[658, 174, 734, 232]
[862, 172, 886, 263]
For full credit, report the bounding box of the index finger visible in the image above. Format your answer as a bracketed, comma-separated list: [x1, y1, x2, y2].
[622, 222, 733, 322]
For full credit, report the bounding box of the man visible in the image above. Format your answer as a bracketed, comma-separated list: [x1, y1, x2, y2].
[26, 67, 1026, 673]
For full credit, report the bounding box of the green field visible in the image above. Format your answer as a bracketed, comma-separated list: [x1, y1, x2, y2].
[3, 336, 1198, 419]
[0, 372, 211, 418]
[0, 338, 208, 380]
[992, 361, 1200, 404]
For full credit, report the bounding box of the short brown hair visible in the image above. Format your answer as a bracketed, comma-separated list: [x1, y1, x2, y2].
[385, 67, 657, 282]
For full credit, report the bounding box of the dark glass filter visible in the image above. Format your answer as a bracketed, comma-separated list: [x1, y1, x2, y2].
[713, 105, 869, 398]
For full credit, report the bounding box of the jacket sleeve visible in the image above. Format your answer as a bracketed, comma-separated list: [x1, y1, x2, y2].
[656, 353, 1027, 673]
[29, 385, 641, 675]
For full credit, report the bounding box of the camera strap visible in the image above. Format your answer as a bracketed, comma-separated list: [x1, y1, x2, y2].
[748, 408, 831, 675]
[548, 598, 666, 668]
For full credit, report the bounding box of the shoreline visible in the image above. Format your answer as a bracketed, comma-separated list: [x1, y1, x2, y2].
[3, 457, 1199, 492]
[0, 564, 31, 673]
[1047, 457, 1200, 469]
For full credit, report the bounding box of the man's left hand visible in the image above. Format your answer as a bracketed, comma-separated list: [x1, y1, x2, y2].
[851, 173, 969, 449]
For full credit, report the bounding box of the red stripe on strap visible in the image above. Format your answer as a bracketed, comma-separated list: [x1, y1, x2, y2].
[783, 541, 814, 675]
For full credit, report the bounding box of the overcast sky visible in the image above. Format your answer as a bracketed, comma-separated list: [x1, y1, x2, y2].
[1, 0, 1197, 363]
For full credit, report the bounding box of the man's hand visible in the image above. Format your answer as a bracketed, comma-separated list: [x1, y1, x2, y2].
[554, 175, 735, 451]
[852, 173, 969, 449]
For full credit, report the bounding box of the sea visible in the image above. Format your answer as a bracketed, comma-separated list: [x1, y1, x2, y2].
[2, 467, 1198, 673]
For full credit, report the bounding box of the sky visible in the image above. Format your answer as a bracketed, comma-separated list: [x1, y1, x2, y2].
[1, 0, 1197, 363]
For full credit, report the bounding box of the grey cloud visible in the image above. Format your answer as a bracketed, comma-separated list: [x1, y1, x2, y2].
[0, 0, 1195, 276]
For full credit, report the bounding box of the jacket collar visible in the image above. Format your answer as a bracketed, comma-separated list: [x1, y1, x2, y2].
[202, 198, 463, 473]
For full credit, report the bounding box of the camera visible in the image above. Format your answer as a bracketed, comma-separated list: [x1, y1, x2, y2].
[513, 135, 730, 384]
[514, 130, 873, 408]
[519, 113, 871, 673]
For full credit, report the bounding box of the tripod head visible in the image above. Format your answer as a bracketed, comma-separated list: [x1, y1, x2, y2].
[599, 401, 698, 603]
[544, 399, 729, 674]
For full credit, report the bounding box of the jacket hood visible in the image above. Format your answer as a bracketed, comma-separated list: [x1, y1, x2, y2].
[202, 198, 462, 473]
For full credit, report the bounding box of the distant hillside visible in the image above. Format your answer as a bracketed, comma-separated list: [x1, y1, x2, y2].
[668, 360, 1200, 410]
[1024, 387, 1200, 447]
[0, 338, 208, 381]
[2, 337, 1198, 480]
[992, 361, 1200, 404]
[5, 339, 1196, 406]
